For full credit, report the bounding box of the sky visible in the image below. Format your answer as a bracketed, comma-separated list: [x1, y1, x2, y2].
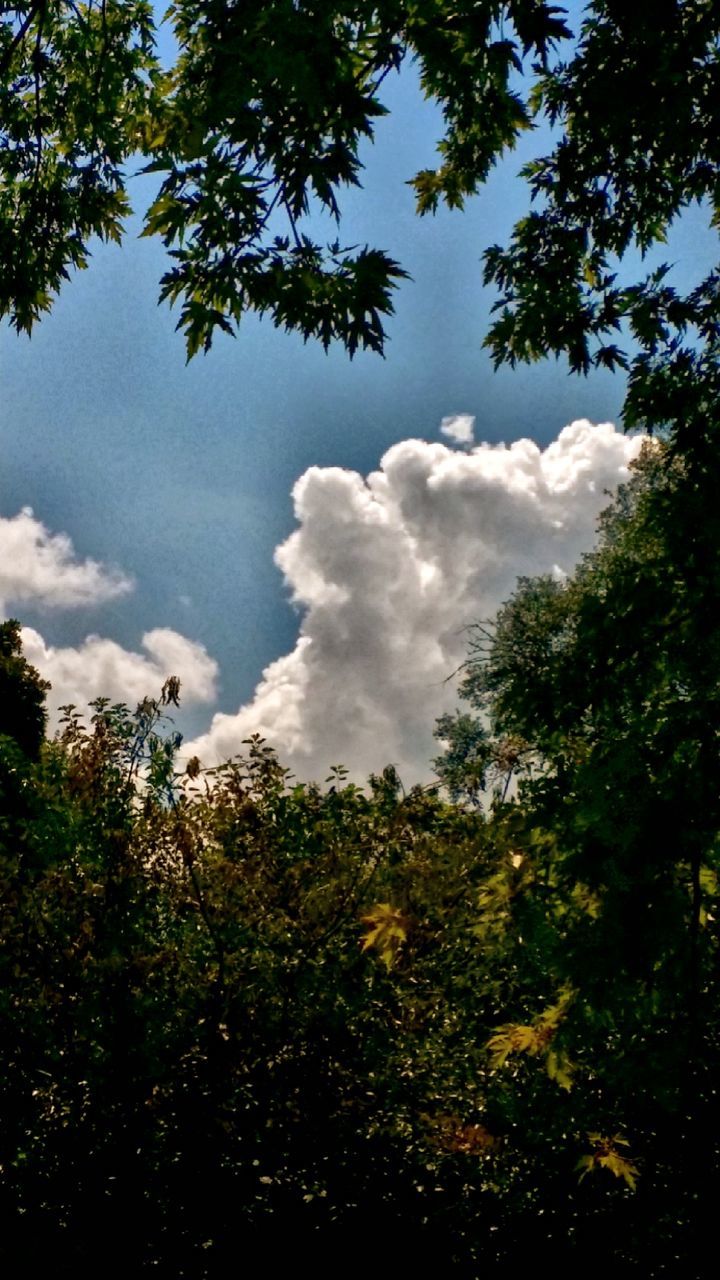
[1, 9, 717, 782]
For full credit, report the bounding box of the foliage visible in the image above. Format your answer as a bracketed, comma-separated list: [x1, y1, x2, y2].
[436, 441, 720, 1269]
[2, 2, 719, 427]
[0, 1, 157, 333]
[0, 618, 49, 758]
[2, 3, 720, 1272]
[3, 434, 720, 1272]
[1, 641, 675, 1272]
[0, 674, 508, 1273]
[576, 1134, 639, 1193]
[482, 1, 720, 448]
[140, 0, 573, 358]
[433, 709, 492, 803]
[0, 1, 575, 357]
[359, 899, 409, 968]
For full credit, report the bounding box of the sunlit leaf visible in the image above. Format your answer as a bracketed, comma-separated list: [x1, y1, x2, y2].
[360, 902, 409, 969]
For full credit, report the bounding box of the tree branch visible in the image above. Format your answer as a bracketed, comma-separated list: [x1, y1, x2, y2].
[0, 0, 44, 81]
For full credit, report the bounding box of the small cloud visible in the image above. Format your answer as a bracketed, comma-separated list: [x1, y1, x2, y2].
[0, 498, 218, 731]
[440, 414, 476, 446]
[23, 626, 219, 725]
[0, 507, 131, 615]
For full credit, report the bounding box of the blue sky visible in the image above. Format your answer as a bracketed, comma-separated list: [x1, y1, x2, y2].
[1, 10, 717, 776]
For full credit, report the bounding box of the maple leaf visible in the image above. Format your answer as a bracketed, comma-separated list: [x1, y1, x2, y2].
[360, 902, 409, 970]
[487, 989, 576, 1087]
[577, 1134, 639, 1191]
[487, 1023, 540, 1068]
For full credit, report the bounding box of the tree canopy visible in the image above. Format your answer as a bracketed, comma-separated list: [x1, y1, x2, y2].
[0, 618, 49, 759]
[2, 445, 720, 1270]
[435, 441, 720, 1270]
[0, 684, 514, 1273]
[2, 1, 719, 444]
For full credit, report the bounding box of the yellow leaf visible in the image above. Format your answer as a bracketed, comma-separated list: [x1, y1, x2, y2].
[598, 1152, 639, 1190]
[546, 1048, 574, 1091]
[572, 882, 602, 918]
[360, 903, 409, 970]
[577, 1134, 639, 1191]
[488, 989, 575, 1083]
[583, 259, 598, 288]
[487, 1023, 541, 1068]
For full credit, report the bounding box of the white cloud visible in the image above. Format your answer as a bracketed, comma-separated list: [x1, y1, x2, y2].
[186, 419, 642, 782]
[0, 503, 218, 727]
[22, 627, 219, 724]
[440, 414, 476, 446]
[0, 507, 131, 613]
[0, 506, 219, 732]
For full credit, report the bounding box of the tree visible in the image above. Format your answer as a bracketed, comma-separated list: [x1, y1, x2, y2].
[0, 0, 572, 355]
[435, 442, 720, 1269]
[482, 2, 720, 452]
[0, 2, 156, 333]
[12, 636, 676, 1273]
[0, 669, 516, 1275]
[0, 1, 573, 355]
[0, 618, 49, 758]
[2, 457, 719, 1270]
[5, 0, 718, 426]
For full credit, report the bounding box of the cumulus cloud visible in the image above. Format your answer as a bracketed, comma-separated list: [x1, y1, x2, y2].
[440, 414, 476, 446]
[0, 502, 218, 727]
[22, 627, 219, 724]
[186, 419, 642, 782]
[0, 507, 131, 614]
